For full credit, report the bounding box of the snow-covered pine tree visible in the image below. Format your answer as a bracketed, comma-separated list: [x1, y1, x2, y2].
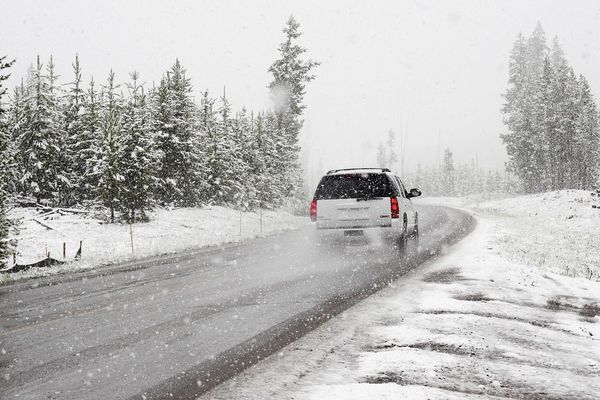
[62, 55, 89, 205]
[386, 130, 398, 170]
[93, 70, 123, 222]
[46, 56, 70, 205]
[0, 56, 16, 268]
[80, 77, 103, 201]
[525, 22, 548, 80]
[502, 34, 530, 190]
[264, 109, 290, 207]
[149, 74, 171, 201]
[118, 72, 159, 222]
[250, 111, 279, 208]
[196, 90, 216, 203]
[268, 15, 319, 205]
[574, 75, 600, 189]
[153, 60, 203, 206]
[374, 131, 399, 170]
[168, 60, 204, 206]
[503, 25, 600, 192]
[532, 56, 555, 191]
[0, 79, 27, 194]
[230, 108, 255, 210]
[17, 56, 63, 204]
[547, 40, 579, 190]
[502, 25, 551, 192]
[443, 148, 455, 196]
[268, 16, 319, 130]
[1, 58, 17, 195]
[376, 143, 387, 168]
[204, 91, 240, 206]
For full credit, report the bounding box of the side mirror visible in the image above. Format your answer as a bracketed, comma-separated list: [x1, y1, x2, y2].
[408, 188, 422, 198]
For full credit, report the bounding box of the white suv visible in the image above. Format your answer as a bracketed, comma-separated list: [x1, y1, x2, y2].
[310, 168, 421, 246]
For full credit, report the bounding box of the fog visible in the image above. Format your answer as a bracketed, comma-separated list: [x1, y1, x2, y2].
[4, 0, 600, 187]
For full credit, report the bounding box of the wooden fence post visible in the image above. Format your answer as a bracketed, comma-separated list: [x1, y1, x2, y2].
[129, 221, 135, 256]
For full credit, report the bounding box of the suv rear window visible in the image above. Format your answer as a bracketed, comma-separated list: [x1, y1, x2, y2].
[314, 173, 394, 200]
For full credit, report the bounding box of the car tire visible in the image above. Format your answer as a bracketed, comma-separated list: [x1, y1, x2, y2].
[410, 213, 419, 252]
[398, 216, 408, 249]
[412, 213, 419, 237]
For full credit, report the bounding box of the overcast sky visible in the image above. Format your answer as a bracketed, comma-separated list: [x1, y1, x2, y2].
[4, 0, 600, 185]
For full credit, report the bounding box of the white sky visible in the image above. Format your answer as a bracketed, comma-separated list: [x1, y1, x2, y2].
[4, 0, 600, 185]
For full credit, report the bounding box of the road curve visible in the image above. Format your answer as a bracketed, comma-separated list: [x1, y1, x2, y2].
[0, 205, 474, 400]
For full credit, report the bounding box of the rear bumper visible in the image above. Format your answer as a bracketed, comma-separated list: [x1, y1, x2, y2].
[316, 217, 400, 231]
[316, 223, 391, 230]
[315, 222, 401, 241]
[315, 218, 395, 230]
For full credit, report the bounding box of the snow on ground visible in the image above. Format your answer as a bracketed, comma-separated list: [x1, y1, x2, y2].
[474, 190, 600, 280]
[419, 190, 600, 280]
[1, 206, 308, 284]
[205, 192, 600, 399]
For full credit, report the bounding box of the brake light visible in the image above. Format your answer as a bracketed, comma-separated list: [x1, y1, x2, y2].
[310, 198, 318, 221]
[390, 197, 399, 218]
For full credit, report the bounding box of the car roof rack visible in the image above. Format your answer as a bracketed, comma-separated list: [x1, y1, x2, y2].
[326, 167, 391, 175]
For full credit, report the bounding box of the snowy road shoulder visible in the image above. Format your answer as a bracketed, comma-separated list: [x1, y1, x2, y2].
[1, 206, 308, 284]
[204, 212, 600, 399]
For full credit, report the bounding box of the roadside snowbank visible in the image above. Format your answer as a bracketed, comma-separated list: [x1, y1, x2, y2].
[1, 206, 308, 284]
[205, 193, 600, 399]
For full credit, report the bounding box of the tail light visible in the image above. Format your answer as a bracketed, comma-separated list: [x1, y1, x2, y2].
[310, 198, 318, 221]
[390, 197, 399, 219]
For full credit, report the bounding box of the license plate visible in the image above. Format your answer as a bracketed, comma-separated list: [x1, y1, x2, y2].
[344, 230, 364, 237]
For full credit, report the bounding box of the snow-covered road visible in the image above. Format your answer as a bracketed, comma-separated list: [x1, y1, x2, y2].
[205, 196, 600, 400]
[0, 205, 472, 399]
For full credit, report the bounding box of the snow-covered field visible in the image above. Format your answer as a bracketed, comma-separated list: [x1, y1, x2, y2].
[0, 206, 308, 284]
[476, 190, 600, 280]
[420, 190, 600, 280]
[205, 191, 600, 399]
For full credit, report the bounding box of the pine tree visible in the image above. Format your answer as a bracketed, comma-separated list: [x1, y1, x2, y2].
[118, 72, 158, 221]
[80, 77, 103, 200]
[545, 40, 578, 190]
[502, 34, 529, 188]
[17, 56, 63, 203]
[0, 56, 16, 268]
[153, 60, 203, 206]
[443, 148, 455, 196]
[204, 92, 240, 206]
[1, 57, 16, 194]
[251, 111, 279, 208]
[150, 75, 171, 200]
[501, 25, 600, 192]
[268, 16, 319, 204]
[386, 130, 398, 170]
[269, 16, 319, 123]
[574, 76, 600, 188]
[46, 56, 70, 205]
[93, 70, 123, 222]
[63, 55, 88, 204]
[502, 29, 550, 193]
[533, 56, 555, 191]
[376, 143, 387, 167]
[264, 110, 290, 206]
[5, 81, 26, 196]
[231, 108, 255, 210]
[525, 22, 547, 79]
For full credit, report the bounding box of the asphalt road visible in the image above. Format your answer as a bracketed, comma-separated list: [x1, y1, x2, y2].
[0, 205, 474, 400]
